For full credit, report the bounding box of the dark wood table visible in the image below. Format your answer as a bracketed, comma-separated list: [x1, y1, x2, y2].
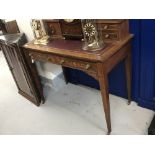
[23, 35, 133, 134]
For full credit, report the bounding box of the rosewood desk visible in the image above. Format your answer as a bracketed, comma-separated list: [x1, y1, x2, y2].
[23, 35, 133, 134]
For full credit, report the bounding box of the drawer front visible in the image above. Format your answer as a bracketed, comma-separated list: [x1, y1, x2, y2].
[98, 23, 120, 30]
[29, 52, 97, 74]
[46, 22, 62, 38]
[102, 31, 119, 40]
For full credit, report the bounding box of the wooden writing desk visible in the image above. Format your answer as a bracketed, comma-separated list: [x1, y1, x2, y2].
[23, 35, 133, 134]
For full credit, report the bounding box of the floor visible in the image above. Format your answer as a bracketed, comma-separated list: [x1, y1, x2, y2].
[0, 51, 154, 135]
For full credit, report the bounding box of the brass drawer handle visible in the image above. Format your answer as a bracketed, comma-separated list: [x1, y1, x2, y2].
[85, 64, 91, 70]
[103, 25, 108, 29]
[60, 59, 65, 64]
[105, 34, 109, 38]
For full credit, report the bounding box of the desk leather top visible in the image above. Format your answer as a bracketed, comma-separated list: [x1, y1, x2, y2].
[24, 35, 133, 62]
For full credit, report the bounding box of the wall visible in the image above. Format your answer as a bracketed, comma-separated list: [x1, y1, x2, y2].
[15, 19, 63, 81]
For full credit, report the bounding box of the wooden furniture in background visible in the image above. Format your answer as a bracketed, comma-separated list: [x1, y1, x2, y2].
[0, 19, 20, 35]
[0, 33, 44, 106]
[5, 20, 20, 34]
[0, 19, 7, 50]
[23, 32, 133, 133]
[0, 19, 7, 34]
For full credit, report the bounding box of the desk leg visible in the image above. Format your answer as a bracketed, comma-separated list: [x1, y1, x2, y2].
[125, 51, 131, 105]
[97, 63, 111, 134]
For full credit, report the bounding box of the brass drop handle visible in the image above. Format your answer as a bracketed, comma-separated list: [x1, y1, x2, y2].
[104, 25, 108, 29]
[85, 64, 91, 70]
[60, 59, 65, 64]
[105, 34, 109, 38]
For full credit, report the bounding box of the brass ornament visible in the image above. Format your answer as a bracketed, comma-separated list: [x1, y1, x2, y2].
[31, 19, 49, 45]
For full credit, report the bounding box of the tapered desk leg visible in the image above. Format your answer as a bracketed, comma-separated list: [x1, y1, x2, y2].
[125, 51, 132, 105]
[97, 63, 111, 134]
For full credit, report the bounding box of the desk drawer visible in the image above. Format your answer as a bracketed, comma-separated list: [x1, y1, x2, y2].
[29, 52, 97, 74]
[97, 20, 129, 41]
[102, 31, 119, 40]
